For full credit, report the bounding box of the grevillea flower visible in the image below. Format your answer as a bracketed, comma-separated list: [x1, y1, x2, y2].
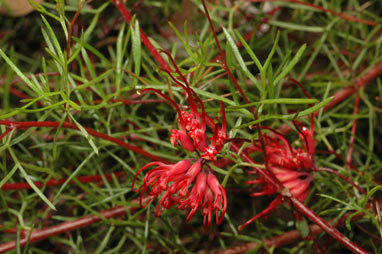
[133, 159, 226, 228]
[152, 50, 227, 159]
[139, 84, 226, 158]
[177, 171, 227, 229]
[239, 125, 316, 230]
[133, 51, 228, 228]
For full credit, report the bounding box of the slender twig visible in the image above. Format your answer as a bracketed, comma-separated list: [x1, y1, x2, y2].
[213, 211, 365, 254]
[314, 167, 366, 195]
[66, 2, 83, 61]
[290, 197, 368, 254]
[200, 0, 281, 190]
[0, 120, 170, 163]
[319, 61, 382, 114]
[346, 93, 360, 174]
[111, 0, 171, 72]
[201, 0, 251, 107]
[0, 198, 147, 253]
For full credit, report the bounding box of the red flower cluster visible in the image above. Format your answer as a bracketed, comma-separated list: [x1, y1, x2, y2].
[240, 125, 316, 229]
[133, 51, 227, 228]
[132, 159, 227, 228]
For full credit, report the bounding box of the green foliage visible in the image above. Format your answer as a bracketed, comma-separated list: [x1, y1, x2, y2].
[0, 0, 381, 253]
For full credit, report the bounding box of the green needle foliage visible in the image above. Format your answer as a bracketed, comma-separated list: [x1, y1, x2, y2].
[0, 0, 381, 253]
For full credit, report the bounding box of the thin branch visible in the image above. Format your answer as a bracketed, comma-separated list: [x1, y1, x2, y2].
[315, 167, 366, 195]
[319, 61, 382, 114]
[0, 120, 170, 164]
[213, 211, 365, 254]
[111, 0, 171, 72]
[346, 93, 360, 174]
[290, 197, 368, 254]
[66, 2, 83, 61]
[0, 198, 147, 253]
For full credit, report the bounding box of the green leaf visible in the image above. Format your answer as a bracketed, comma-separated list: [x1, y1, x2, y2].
[28, 0, 61, 22]
[41, 15, 65, 64]
[345, 211, 362, 231]
[274, 43, 306, 85]
[68, 31, 85, 64]
[67, 100, 82, 111]
[263, 30, 280, 74]
[69, 114, 99, 155]
[0, 50, 43, 94]
[54, 151, 96, 203]
[8, 147, 56, 211]
[0, 164, 18, 189]
[18, 162, 56, 211]
[234, 30, 262, 72]
[235, 97, 332, 128]
[223, 27, 261, 92]
[228, 98, 318, 109]
[132, 20, 142, 88]
[269, 20, 324, 33]
[73, 69, 113, 91]
[361, 185, 382, 207]
[296, 217, 309, 238]
[168, 21, 198, 62]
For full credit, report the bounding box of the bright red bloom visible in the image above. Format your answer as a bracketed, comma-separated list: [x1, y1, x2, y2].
[133, 159, 227, 228]
[139, 86, 226, 158]
[201, 102, 227, 161]
[132, 159, 192, 207]
[178, 171, 227, 229]
[133, 51, 228, 228]
[240, 125, 316, 230]
[139, 51, 227, 159]
[170, 129, 195, 152]
[206, 172, 227, 225]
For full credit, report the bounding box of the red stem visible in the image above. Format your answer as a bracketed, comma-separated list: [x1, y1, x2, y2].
[315, 167, 366, 195]
[66, 4, 82, 61]
[158, 51, 207, 132]
[111, 0, 171, 72]
[201, 0, 252, 108]
[0, 200, 144, 253]
[214, 211, 365, 254]
[290, 196, 368, 254]
[319, 61, 382, 114]
[1, 171, 124, 190]
[0, 120, 170, 164]
[0, 128, 13, 142]
[346, 93, 360, 174]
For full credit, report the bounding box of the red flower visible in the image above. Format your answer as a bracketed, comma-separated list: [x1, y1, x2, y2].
[178, 171, 227, 229]
[133, 50, 228, 228]
[240, 125, 316, 230]
[139, 50, 227, 159]
[132, 159, 191, 207]
[133, 159, 227, 228]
